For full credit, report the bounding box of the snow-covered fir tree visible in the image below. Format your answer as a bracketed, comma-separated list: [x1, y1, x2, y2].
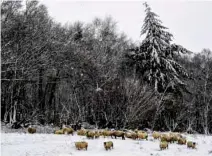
[128, 2, 190, 92]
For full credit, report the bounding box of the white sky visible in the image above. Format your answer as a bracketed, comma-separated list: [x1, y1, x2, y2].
[40, 0, 212, 53]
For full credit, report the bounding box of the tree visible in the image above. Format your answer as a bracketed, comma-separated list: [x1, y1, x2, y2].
[128, 2, 189, 93]
[1, 0, 53, 125]
[125, 2, 191, 130]
[190, 49, 212, 134]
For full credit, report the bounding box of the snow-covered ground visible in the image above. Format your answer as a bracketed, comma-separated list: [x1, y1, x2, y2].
[1, 132, 212, 156]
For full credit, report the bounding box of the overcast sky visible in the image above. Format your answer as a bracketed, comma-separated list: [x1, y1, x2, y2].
[40, 0, 212, 53]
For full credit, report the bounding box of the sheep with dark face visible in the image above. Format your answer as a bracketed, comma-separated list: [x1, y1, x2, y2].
[104, 141, 113, 150]
[160, 141, 168, 150]
[137, 132, 148, 140]
[125, 132, 138, 140]
[176, 133, 183, 138]
[125, 133, 131, 138]
[63, 127, 74, 135]
[131, 132, 138, 140]
[178, 137, 187, 145]
[94, 131, 100, 139]
[111, 131, 125, 140]
[134, 129, 138, 133]
[75, 141, 88, 150]
[77, 129, 87, 136]
[28, 127, 36, 134]
[161, 134, 171, 143]
[102, 130, 112, 138]
[152, 131, 160, 140]
[169, 133, 179, 143]
[99, 130, 103, 136]
[187, 141, 196, 149]
[55, 129, 64, 134]
[86, 131, 95, 139]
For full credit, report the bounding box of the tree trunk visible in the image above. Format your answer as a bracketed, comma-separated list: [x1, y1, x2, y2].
[38, 68, 44, 111]
[203, 106, 209, 134]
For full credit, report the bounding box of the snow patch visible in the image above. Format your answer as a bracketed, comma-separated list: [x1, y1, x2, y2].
[1, 133, 212, 156]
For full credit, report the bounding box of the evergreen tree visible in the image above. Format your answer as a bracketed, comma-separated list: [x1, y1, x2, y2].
[128, 2, 190, 92]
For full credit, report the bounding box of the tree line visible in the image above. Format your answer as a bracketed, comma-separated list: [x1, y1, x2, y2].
[1, 1, 212, 134]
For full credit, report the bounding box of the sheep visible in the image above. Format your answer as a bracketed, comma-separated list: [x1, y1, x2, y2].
[131, 132, 138, 140]
[111, 131, 125, 140]
[134, 129, 146, 133]
[160, 134, 171, 143]
[137, 132, 148, 140]
[75, 141, 88, 150]
[187, 141, 196, 149]
[178, 137, 187, 145]
[94, 131, 100, 139]
[125, 133, 130, 138]
[160, 141, 168, 150]
[63, 127, 74, 135]
[86, 131, 95, 139]
[28, 127, 36, 134]
[102, 130, 107, 137]
[134, 129, 138, 133]
[77, 129, 87, 136]
[99, 130, 103, 136]
[104, 141, 113, 150]
[55, 129, 64, 134]
[169, 133, 179, 142]
[125, 132, 138, 140]
[102, 130, 112, 138]
[176, 133, 183, 138]
[152, 131, 160, 140]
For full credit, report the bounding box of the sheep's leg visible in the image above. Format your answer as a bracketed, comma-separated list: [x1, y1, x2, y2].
[122, 135, 125, 140]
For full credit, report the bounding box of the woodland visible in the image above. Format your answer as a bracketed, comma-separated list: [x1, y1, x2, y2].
[1, 1, 212, 134]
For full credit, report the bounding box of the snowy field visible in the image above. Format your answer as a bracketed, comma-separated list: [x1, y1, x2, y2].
[1, 132, 212, 156]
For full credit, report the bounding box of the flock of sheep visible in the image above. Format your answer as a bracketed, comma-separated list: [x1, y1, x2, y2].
[27, 127, 196, 151]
